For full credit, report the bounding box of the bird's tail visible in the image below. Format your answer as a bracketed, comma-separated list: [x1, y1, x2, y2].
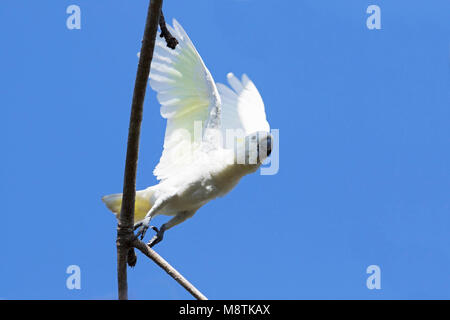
[101, 187, 155, 222]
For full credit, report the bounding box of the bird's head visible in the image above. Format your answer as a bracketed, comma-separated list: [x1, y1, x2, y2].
[243, 131, 273, 165]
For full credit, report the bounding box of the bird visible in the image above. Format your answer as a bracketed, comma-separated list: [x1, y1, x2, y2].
[102, 19, 272, 248]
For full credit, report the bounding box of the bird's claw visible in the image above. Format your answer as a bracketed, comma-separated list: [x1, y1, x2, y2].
[147, 225, 166, 248]
[134, 219, 159, 241]
[134, 218, 149, 240]
[137, 225, 148, 240]
[133, 221, 143, 231]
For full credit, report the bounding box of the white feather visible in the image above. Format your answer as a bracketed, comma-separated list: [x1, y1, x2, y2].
[149, 19, 221, 181]
[217, 73, 270, 137]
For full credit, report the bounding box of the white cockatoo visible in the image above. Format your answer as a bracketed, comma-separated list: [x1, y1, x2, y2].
[102, 19, 272, 247]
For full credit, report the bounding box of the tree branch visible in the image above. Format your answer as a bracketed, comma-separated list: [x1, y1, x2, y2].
[117, 0, 163, 300]
[159, 10, 179, 49]
[116, 0, 201, 301]
[133, 239, 208, 300]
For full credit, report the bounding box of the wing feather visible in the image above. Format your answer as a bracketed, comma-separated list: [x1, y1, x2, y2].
[149, 19, 220, 181]
[217, 73, 270, 136]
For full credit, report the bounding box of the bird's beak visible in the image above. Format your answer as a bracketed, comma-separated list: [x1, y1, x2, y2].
[266, 135, 272, 156]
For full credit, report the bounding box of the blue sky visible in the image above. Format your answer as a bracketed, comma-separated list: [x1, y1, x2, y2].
[1, 0, 449, 299]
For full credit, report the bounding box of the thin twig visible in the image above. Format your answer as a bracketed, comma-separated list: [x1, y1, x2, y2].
[133, 240, 208, 300]
[159, 10, 179, 49]
[117, 0, 163, 300]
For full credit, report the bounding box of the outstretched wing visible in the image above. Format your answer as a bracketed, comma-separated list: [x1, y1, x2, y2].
[216, 73, 270, 136]
[149, 19, 221, 181]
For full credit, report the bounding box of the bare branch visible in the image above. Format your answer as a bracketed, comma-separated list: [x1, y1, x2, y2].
[159, 10, 179, 49]
[115, 0, 204, 301]
[133, 239, 208, 300]
[117, 0, 163, 300]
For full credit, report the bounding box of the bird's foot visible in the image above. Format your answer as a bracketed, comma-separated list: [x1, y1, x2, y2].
[134, 218, 158, 241]
[147, 225, 166, 248]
